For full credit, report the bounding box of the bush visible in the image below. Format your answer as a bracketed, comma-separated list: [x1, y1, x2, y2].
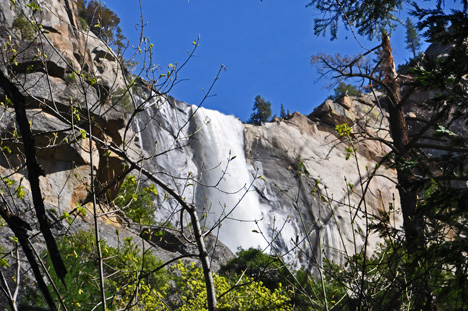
[220, 248, 285, 290]
[12, 16, 35, 41]
[171, 261, 291, 310]
[25, 231, 293, 310]
[26, 230, 169, 310]
[114, 175, 159, 225]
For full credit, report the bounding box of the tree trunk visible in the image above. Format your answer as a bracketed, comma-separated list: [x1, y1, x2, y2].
[381, 34, 430, 310]
[381, 34, 424, 253]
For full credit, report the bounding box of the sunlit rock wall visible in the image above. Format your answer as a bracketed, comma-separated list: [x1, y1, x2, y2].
[133, 93, 401, 270]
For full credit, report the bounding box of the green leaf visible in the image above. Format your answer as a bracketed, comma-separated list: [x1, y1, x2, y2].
[26, 1, 41, 11]
[434, 125, 455, 137]
[2, 146, 11, 154]
[153, 230, 165, 237]
[79, 129, 86, 140]
[16, 185, 25, 199]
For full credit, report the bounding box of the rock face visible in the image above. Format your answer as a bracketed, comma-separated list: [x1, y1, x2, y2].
[129, 92, 401, 271]
[0, 0, 401, 293]
[0, 0, 127, 211]
[0, 1, 235, 290]
[244, 99, 399, 268]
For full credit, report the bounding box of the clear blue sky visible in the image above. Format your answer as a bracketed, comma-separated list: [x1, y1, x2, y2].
[107, 1, 432, 122]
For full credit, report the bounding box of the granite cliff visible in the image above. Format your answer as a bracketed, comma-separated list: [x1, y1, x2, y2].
[0, 0, 405, 307]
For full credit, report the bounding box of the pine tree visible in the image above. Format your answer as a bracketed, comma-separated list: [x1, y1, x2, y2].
[405, 18, 422, 58]
[333, 82, 361, 99]
[247, 95, 272, 125]
[280, 104, 287, 118]
[77, 0, 120, 43]
[114, 26, 126, 57]
[306, 1, 468, 309]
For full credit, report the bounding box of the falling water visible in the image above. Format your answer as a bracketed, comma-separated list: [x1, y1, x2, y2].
[134, 97, 270, 252]
[191, 106, 270, 251]
[132, 94, 400, 268]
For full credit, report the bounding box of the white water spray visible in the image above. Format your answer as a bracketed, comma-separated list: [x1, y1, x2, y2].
[191, 107, 270, 251]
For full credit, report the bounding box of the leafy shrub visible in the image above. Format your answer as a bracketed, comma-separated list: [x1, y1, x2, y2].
[25, 232, 293, 310]
[26, 230, 168, 310]
[220, 248, 285, 290]
[114, 175, 159, 225]
[219, 248, 360, 310]
[171, 261, 291, 310]
[12, 16, 35, 41]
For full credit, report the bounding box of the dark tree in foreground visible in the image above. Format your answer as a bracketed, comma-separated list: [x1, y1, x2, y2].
[307, 0, 468, 310]
[247, 95, 272, 125]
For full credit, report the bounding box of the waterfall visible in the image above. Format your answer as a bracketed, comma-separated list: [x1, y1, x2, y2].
[133, 94, 199, 224]
[191, 107, 270, 251]
[134, 97, 269, 252]
[132, 94, 400, 268]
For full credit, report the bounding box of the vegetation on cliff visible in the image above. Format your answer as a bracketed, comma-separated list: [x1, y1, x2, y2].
[0, 0, 466, 310]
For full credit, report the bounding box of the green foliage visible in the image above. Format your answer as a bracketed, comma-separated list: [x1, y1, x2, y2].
[27, 231, 169, 310]
[77, 0, 123, 45]
[171, 261, 291, 310]
[12, 16, 35, 41]
[218, 248, 353, 310]
[0, 245, 10, 268]
[313, 235, 468, 310]
[335, 123, 355, 160]
[280, 104, 290, 118]
[308, 2, 468, 310]
[331, 82, 362, 100]
[114, 26, 127, 57]
[27, 232, 293, 310]
[78, 15, 88, 31]
[294, 155, 310, 176]
[404, 17, 422, 58]
[76, 0, 138, 74]
[220, 248, 285, 290]
[25, 1, 41, 12]
[111, 87, 133, 111]
[247, 95, 272, 125]
[114, 175, 159, 225]
[306, 0, 403, 40]
[1, 177, 27, 199]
